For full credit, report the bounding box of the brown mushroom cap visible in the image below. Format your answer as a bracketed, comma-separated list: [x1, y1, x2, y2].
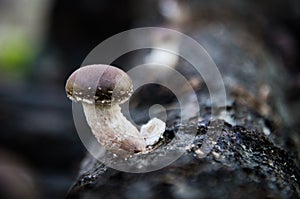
[65, 64, 133, 105]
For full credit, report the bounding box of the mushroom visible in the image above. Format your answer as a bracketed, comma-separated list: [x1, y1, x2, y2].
[65, 64, 165, 154]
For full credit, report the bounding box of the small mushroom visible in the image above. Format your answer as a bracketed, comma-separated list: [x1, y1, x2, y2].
[65, 64, 165, 154]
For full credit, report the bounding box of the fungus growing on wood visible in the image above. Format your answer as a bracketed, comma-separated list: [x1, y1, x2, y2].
[66, 64, 165, 154]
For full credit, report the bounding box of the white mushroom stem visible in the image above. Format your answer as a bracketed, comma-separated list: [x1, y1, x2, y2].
[82, 103, 166, 153]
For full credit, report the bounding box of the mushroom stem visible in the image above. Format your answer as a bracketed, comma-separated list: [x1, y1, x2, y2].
[82, 103, 147, 153]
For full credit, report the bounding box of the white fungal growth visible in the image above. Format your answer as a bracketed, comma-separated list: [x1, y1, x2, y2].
[141, 118, 166, 145]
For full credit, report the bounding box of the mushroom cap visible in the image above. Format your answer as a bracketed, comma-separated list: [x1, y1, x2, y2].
[65, 64, 133, 105]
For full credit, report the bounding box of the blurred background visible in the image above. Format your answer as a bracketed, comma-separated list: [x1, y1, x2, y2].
[0, 0, 299, 198]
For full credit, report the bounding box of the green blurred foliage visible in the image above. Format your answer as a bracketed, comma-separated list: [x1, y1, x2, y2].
[0, 33, 36, 78]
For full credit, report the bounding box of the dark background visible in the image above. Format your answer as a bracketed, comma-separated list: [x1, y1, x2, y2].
[0, 0, 299, 198]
